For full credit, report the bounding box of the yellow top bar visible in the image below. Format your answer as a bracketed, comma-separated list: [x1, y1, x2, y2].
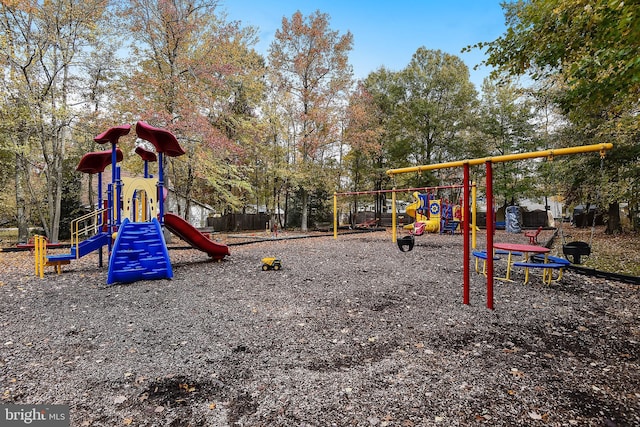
[386, 143, 613, 176]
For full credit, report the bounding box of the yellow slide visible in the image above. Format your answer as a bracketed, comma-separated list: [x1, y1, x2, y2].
[403, 192, 440, 234]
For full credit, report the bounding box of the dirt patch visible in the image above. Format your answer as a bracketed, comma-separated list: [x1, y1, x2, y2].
[1, 230, 638, 426]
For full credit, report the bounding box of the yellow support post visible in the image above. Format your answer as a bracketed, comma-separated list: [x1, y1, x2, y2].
[34, 236, 39, 277]
[333, 192, 338, 240]
[391, 188, 397, 243]
[34, 235, 45, 278]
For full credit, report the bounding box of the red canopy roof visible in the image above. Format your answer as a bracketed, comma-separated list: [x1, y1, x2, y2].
[135, 121, 185, 157]
[94, 124, 131, 145]
[76, 149, 124, 174]
[135, 146, 158, 162]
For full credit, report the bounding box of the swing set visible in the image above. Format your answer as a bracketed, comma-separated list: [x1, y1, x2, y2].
[331, 184, 466, 243]
[556, 154, 607, 265]
[385, 142, 613, 310]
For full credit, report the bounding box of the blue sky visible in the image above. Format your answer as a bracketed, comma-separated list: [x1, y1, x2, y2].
[221, 1, 508, 89]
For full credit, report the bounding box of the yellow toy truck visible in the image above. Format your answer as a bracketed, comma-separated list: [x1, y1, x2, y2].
[261, 257, 282, 271]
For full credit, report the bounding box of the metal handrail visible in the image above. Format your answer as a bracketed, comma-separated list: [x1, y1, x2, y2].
[71, 208, 107, 259]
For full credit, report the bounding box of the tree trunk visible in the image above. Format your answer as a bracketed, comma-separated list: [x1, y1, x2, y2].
[184, 160, 194, 221]
[51, 131, 65, 243]
[300, 188, 309, 232]
[605, 201, 621, 235]
[352, 195, 359, 227]
[283, 188, 290, 229]
[15, 153, 29, 244]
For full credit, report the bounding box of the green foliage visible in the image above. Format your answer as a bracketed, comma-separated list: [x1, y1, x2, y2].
[474, 0, 639, 118]
[286, 188, 334, 228]
[268, 10, 353, 230]
[350, 48, 477, 192]
[191, 153, 253, 213]
[58, 159, 84, 240]
[398, 48, 478, 165]
[469, 0, 639, 233]
[120, 0, 266, 216]
[475, 78, 539, 206]
[1, 0, 113, 241]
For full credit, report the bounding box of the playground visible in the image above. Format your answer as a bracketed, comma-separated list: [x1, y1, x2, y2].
[1, 228, 639, 426]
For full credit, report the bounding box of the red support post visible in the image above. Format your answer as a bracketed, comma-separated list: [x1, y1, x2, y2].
[463, 163, 470, 305]
[485, 161, 494, 310]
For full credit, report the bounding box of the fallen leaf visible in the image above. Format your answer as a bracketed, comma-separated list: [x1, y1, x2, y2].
[528, 412, 542, 420]
[209, 403, 217, 410]
[154, 406, 164, 413]
[510, 368, 524, 378]
[179, 383, 196, 393]
[123, 418, 133, 426]
[114, 395, 127, 404]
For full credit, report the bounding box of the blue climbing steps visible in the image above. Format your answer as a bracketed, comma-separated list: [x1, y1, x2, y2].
[107, 218, 172, 284]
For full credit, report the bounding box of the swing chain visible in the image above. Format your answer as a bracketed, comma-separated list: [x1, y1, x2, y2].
[590, 151, 606, 246]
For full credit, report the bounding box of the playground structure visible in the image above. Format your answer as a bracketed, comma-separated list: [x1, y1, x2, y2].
[385, 143, 613, 309]
[403, 192, 463, 235]
[35, 122, 230, 284]
[332, 184, 467, 237]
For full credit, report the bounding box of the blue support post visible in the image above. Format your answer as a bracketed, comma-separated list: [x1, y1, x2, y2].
[158, 152, 164, 224]
[111, 143, 117, 227]
[116, 165, 122, 227]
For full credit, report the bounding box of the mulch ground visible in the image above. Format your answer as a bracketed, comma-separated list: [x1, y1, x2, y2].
[0, 229, 638, 426]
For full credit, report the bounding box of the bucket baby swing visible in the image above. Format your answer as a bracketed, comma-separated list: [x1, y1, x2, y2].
[556, 150, 606, 264]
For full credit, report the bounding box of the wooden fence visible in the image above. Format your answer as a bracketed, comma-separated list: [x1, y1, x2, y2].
[207, 213, 270, 232]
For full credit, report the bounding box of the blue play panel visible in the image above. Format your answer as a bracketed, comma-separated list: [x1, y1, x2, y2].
[107, 218, 172, 284]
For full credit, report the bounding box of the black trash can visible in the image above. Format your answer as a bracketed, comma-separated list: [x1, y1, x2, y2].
[563, 241, 591, 264]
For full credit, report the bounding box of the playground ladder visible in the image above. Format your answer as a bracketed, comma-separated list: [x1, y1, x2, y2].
[71, 208, 108, 259]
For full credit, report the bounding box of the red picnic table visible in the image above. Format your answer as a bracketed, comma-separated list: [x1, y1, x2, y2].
[493, 242, 550, 283]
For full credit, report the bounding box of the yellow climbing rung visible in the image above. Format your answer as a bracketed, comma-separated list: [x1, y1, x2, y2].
[34, 235, 47, 278]
[34, 236, 70, 277]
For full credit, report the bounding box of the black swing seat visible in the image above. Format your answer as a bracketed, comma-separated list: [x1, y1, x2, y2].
[397, 235, 415, 252]
[563, 241, 591, 264]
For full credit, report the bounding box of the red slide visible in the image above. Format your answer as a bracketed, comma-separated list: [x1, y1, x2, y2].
[164, 213, 230, 260]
